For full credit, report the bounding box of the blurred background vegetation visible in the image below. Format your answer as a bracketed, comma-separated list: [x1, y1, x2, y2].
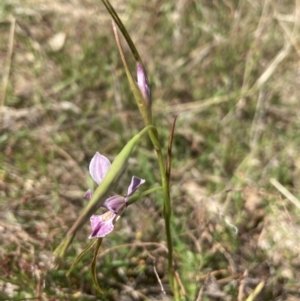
[1, 0, 300, 300]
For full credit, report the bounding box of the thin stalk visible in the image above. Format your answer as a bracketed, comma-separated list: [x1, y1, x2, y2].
[166, 117, 178, 185]
[101, 0, 144, 67]
[128, 186, 162, 205]
[147, 127, 175, 293]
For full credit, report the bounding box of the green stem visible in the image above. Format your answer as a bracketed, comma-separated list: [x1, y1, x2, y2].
[128, 186, 162, 205]
[147, 127, 175, 292]
[102, 0, 144, 67]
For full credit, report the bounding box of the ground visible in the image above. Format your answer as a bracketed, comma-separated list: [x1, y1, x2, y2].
[1, 0, 300, 300]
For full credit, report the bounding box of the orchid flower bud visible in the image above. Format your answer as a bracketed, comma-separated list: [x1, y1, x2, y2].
[137, 62, 151, 105]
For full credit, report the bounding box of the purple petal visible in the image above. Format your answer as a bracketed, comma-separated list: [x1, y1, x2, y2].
[137, 62, 151, 104]
[102, 195, 126, 214]
[89, 152, 111, 185]
[126, 176, 146, 198]
[84, 189, 92, 200]
[89, 211, 116, 238]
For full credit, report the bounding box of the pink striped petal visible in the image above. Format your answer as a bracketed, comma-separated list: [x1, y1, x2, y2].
[89, 152, 111, 185]
[89, 211, 116, 238]
[126, 176, 146, 198]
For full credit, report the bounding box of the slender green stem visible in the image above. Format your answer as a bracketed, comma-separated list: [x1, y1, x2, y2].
[128, 186, 162, 205]
[101, 0, 144, 67]
[147, 127, 175, 292]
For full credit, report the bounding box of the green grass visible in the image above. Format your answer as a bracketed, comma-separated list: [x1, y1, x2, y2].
[1, 0, 300, 300]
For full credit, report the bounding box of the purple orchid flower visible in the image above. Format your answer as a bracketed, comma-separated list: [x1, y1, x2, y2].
[85, 152, 145, 238]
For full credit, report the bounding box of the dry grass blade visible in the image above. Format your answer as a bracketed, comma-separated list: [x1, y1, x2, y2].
[0, 16, 15, 123]
[163, 89, 255, 114]
[270, 178, 300, 210]
[255, 42, 292, 88]
[245, 281, 265, 301]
